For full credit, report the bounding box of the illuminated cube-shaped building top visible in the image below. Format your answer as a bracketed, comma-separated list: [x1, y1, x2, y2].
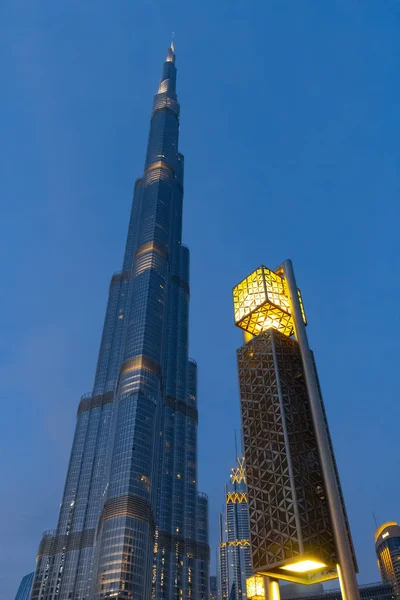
[233, 266, 306, 338]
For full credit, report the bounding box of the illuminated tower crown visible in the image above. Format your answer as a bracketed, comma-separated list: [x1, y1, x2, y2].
[233, 265, 306, 338]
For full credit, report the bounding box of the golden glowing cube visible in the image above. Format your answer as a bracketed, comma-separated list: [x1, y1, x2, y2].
[233, 266, 306, 338]
[246, 576, 266, 600]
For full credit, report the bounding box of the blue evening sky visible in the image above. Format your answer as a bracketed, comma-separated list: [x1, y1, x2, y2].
[1, 1, 399, 597]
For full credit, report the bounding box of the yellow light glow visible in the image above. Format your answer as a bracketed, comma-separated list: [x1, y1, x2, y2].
[269, 580, 280, 600]
[243, 330, 254, 343]
[231, 457, 246, 484]
[234, 267, 266, 322]
[227, 539, 250, 547]
[226, 491, 247, 504]
[297, 288, 307, 325]
[336, 564, 347, 600]
[280, 560, 327, 573]
[246, 576, 265, 600]
[233, 265, 306, 338]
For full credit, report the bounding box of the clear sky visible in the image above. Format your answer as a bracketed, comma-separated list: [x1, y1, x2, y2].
[1, 1, 399, 598]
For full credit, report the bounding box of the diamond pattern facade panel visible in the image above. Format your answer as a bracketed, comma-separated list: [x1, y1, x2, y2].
[237, 329, 339, 583]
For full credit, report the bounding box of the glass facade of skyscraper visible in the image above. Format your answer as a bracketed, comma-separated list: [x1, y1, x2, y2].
[15, 572, 34, 600]
[209, 576, 217, 600]
[30, 44, 209, 600]
[218, 458, 252, 600]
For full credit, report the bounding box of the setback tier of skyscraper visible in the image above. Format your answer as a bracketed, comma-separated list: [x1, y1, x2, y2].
[31, 44, 209, 600]
[218, 458, 252, 600]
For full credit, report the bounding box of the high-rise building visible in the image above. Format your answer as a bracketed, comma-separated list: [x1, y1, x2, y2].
[280, 581, 394, 600]
[218, 458, 252, 600]
[198, 493, 211, 600]
[280, 583, 323, 598]
[232, 261, 358, 600]
[30, 43, 209, 600]
[375, 522, 400, 596]
[15, 572, 34, 600]
[210, 576, 217, 600]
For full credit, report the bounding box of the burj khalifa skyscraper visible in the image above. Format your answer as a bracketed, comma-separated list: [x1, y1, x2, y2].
[31, 43, 209, 600]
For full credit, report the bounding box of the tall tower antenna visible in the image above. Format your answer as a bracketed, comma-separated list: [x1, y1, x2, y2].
[234, 429, 238, 462]
[171, 31, 175, 52]
[373, 511, 379, 528]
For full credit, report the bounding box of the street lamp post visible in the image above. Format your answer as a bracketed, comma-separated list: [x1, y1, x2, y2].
[281, 260, 359, 600]
[233, 260, 359, 600]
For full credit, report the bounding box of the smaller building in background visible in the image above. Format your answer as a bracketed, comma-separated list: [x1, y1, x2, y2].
[281, 583, 324, 598]
[279, 581, 394, 600]
[375, 521, 400, 596]
[198, 492, 211, 600]
[210, 575, 218, 600]
[218, 457, 252, 600]
[15, 572, 34, 600]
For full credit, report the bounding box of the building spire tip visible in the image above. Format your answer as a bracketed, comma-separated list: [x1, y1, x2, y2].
[166, 33, 175, 62]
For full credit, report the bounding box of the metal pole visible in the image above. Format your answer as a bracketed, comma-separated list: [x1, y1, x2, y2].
[282, 259, 359, 600]
[337, 563, 348, 600]
[266, 578, 280, 600]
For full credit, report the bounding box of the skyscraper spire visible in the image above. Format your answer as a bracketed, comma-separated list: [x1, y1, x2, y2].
[166, 34, 175, 63]
[30, 45, 209, 600]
